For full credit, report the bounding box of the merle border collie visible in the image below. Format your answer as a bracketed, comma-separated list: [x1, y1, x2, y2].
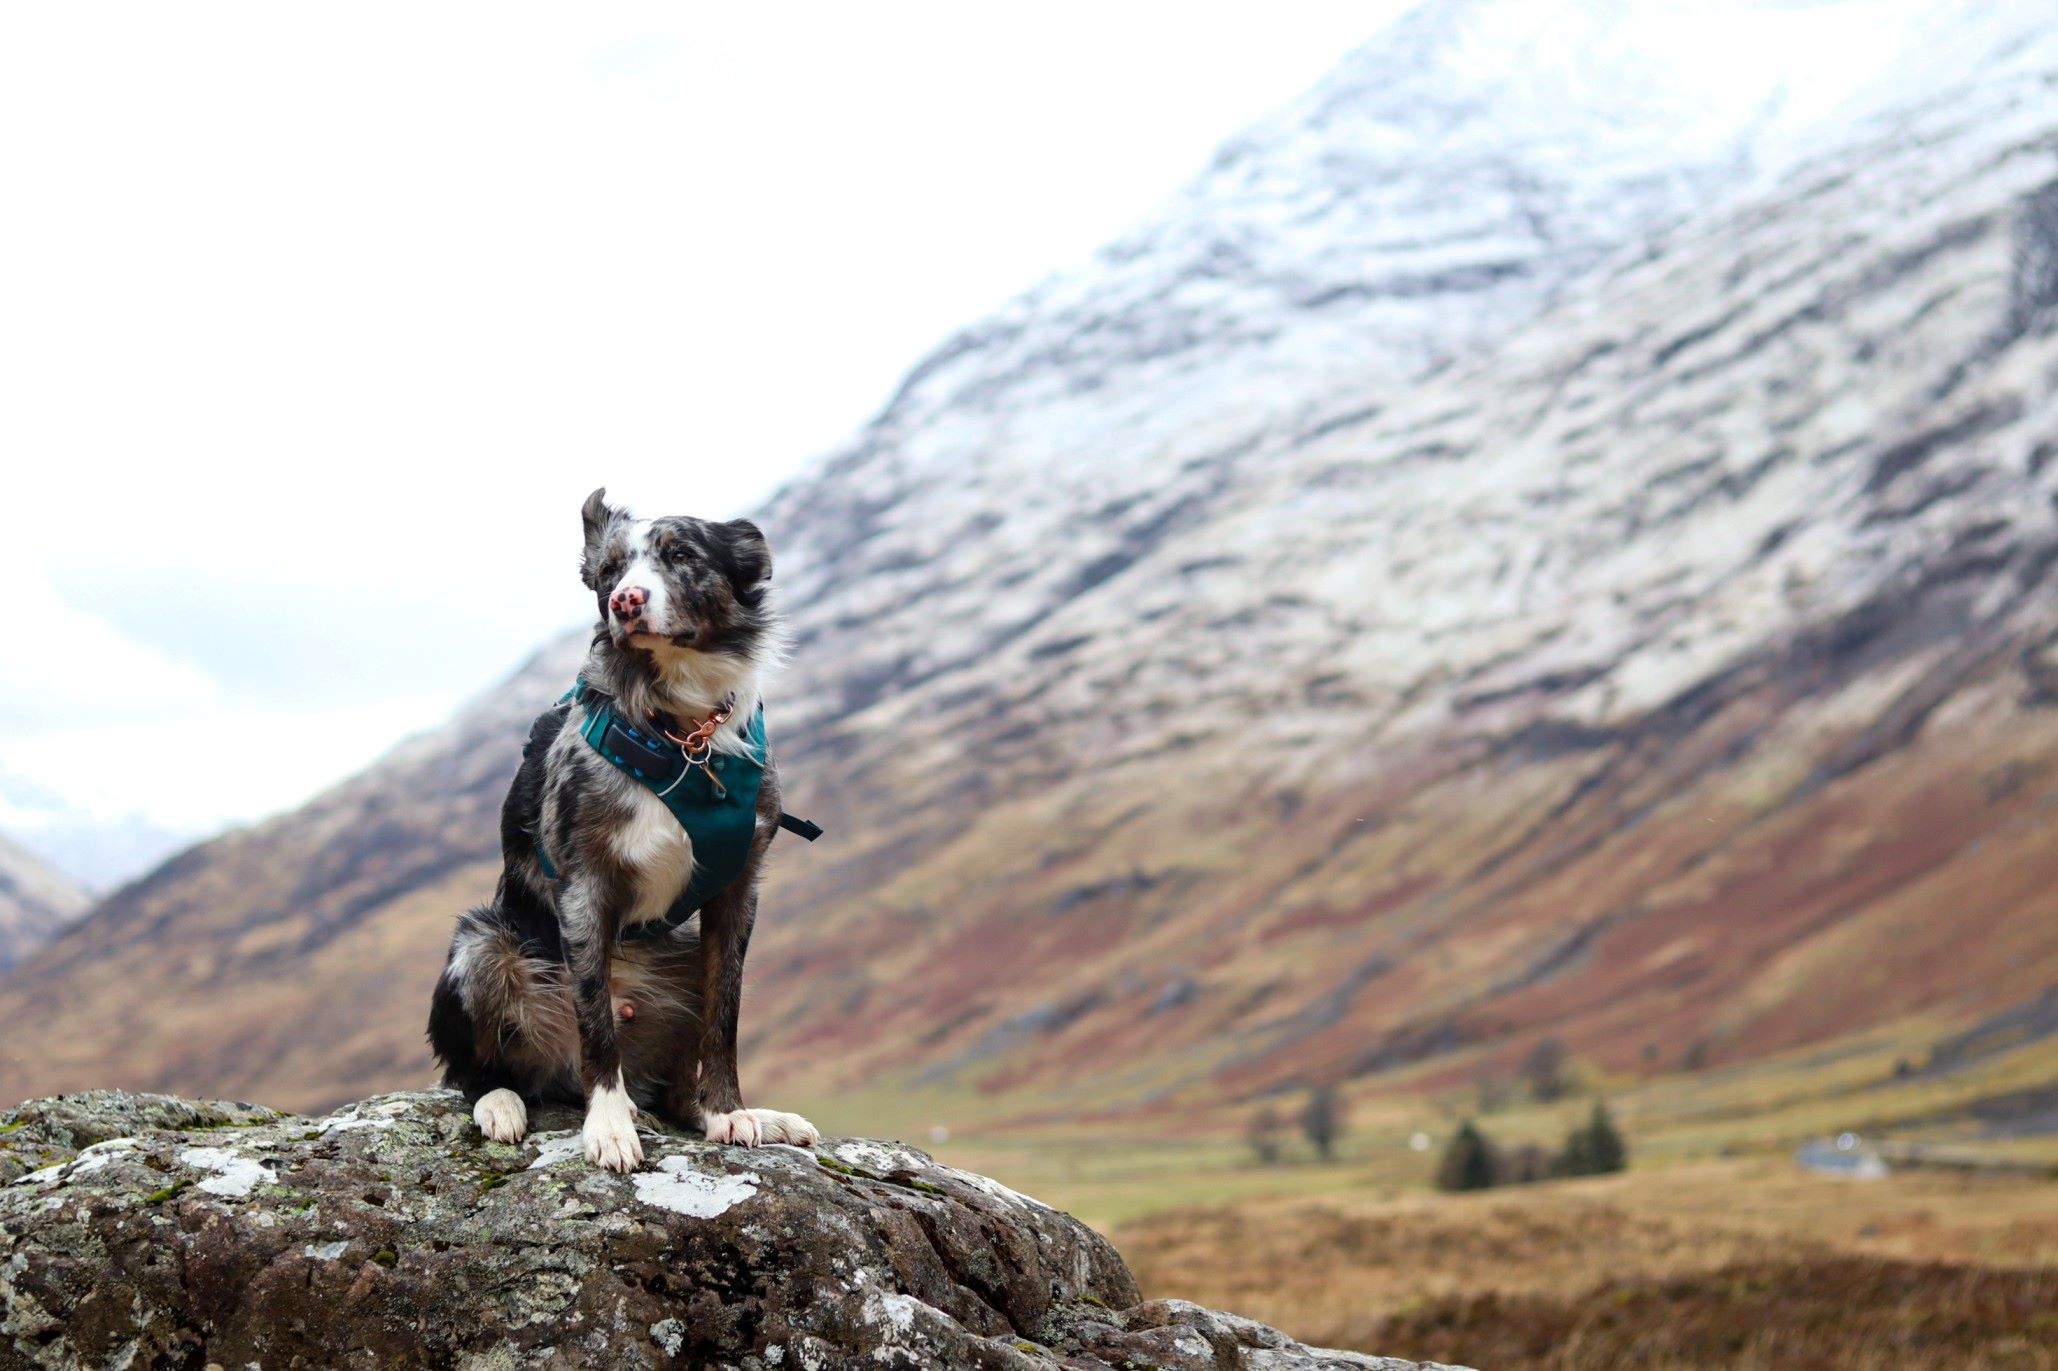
[427, 488, 816, 1170]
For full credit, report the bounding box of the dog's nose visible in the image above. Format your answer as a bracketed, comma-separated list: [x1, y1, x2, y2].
[609, 586, 649, 620]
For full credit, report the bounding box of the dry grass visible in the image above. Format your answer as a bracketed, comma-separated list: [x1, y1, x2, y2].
[1115, 1160, 2058, 1368]
[1376, 1258, 2057, 1370]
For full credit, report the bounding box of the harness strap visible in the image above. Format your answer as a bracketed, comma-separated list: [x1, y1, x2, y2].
[777, 812, 824, 842]
[525, 678, 823, 941]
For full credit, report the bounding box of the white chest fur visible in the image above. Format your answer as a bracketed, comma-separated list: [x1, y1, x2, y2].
[610, 786, 695, 927]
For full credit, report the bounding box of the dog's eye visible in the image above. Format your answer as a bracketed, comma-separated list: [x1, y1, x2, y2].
[667, 543, 693, 564]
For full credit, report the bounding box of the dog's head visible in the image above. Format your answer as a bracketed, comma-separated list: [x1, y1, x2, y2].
[578, 488, 773, 660]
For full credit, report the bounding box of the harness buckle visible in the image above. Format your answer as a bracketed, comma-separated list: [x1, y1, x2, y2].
[661, 695, 735, 757]
[661, 695, 735, 798]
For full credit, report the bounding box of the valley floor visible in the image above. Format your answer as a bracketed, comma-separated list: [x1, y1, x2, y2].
[898, 1032, 2058, 1369]
[1113, 1162, 2057, 1370]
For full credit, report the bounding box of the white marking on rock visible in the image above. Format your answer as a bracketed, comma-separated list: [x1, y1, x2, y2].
[177, 1147, 276, 1197]
[861, 1291, 934, 1362]
[12, 1137, 140, 1186]
[631, 1157, 760, 1218]
[830, 1141, 925, 1174]
[304, 1240, 351, 1261]
[527, 1133, 586, 1170]
[650, 1319, 685, 1357]
[872, 1292, 918, 1333]
[319, 1112, 396, 1135]
[948, 1168, 1049, 1209]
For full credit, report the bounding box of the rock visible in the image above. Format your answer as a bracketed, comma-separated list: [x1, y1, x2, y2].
[0, 1091, 1455, 1370]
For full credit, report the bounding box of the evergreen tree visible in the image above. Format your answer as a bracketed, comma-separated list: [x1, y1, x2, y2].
[1436, 1120, 1497, 1192]
[1554, 1101, 1628, 1176]
[1554, 1118, 1589, 1176]
[1584, 1101, 1628, 1174]
[1299, 1086, 1346, 1161]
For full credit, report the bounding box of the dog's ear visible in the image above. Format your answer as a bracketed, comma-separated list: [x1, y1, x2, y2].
[580, 487, 622, 589]
[719, 519, 772, 600]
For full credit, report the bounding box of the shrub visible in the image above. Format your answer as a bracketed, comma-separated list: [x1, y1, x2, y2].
[1519, 1038, 1572, 1102]
[1246, 1106, 1284, 1165]
[1497, 1141, 1553, 1186]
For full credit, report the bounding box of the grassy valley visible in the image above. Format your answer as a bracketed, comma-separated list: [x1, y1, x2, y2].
[904, 1031, 2058, 1369]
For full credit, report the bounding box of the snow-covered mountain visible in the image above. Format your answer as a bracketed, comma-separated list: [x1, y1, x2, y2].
[3, 0, 2055, 1120]
[760, 0, 1919, 741]
[0, 831, 86, 970]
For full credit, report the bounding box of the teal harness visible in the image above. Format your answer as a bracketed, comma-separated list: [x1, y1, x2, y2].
[532, 679, 820, 943]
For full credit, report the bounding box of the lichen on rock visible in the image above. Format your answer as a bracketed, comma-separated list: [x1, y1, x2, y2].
[0, 1089, 1455, 1370]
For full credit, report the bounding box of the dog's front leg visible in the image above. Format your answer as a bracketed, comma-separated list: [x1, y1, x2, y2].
[696, 881, 820, 1148]
[562, 878, 643, 1172]
[694, 882, 754, 1141]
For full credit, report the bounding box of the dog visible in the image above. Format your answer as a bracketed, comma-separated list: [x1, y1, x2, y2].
[427, 487, 817, 1171]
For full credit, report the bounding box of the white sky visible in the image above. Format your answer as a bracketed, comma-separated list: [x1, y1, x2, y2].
[0, 3, 1405, 871]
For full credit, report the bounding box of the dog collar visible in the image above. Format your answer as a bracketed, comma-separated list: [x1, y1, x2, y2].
[532, 678, 820, 941]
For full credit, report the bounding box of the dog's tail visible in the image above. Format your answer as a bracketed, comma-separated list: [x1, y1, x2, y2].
[432, 907, 578, 1077]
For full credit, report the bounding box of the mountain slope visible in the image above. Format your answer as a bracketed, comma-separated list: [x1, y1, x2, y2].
[741, 0, 2058, 1118]
[3, 0, 2055, 1123]
[0, 832, 86, 970]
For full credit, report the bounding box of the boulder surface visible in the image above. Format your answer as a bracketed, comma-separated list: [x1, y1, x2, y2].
[0, 1090, 1454, 1370]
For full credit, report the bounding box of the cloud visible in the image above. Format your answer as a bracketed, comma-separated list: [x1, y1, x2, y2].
[0, 1, 1402, 855]
[586, 33, 688, 101]
[1, 694, 454, 831]
[0, 536, 221, 732]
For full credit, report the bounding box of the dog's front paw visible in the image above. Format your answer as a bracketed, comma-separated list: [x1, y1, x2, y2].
[747, 1108, 820, 1147]
[704, 1108, 820, 1148]
[583, 1082, 643, 1172]
[473, 1088, 528, 1143]
[703, 1109, 762, 1147]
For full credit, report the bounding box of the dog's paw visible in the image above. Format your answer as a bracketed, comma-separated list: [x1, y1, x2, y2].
[704, 1108, 819, 1148]
[473, 1088, 528, 1143]
[583, 1081, 643, 1172]
[702, 1109, 762, 1147]
[747, 1108, 820, 1147]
